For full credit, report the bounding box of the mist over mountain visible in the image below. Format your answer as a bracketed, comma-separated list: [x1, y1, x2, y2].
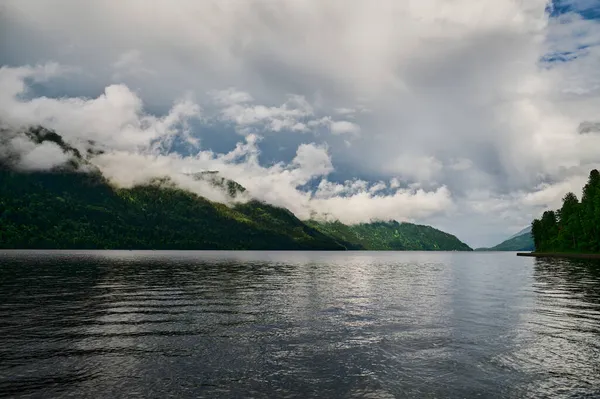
[1, 1, 600, 247]
[0, 126, 472, 251]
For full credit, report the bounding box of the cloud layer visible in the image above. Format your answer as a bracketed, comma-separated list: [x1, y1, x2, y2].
[1, 0, 600, 246]
[0, 64, 452, 225]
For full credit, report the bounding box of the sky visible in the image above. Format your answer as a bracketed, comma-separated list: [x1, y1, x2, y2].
[1, 0, 600, 247]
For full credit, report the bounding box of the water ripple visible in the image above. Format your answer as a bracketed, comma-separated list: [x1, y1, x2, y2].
[0, 251, 599, 398]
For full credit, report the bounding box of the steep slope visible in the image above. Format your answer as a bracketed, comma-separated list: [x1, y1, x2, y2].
[490, 232, 534, 251]
[189, 171, 247, 199]
[307, 220, 472, 251]
[0, 169, 345, 250]
[0, 125, 346, 250]
[476, 228, 534, 251]
[0, 125, 472, 252]
[507, 226, 531, 241]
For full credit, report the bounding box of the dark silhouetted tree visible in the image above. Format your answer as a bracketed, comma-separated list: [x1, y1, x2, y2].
[532, 169, 600, 252]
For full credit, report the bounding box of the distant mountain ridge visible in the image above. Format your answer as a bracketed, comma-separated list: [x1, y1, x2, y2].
[0, 125, 473, 251]
[507, 226, 531, 241]
[476, 227, 534, 251]
[307, 220, 472, 251]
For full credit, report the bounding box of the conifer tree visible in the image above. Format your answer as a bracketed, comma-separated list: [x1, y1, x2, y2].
[531, 169, 600, 252]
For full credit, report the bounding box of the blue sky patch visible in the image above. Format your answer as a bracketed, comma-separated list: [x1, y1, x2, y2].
[548, 0, 600, 20]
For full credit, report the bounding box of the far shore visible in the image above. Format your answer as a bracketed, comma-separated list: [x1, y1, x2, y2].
[517, 252, 600, 260]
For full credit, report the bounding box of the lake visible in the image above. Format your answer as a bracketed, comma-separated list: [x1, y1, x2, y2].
[1, 251, 599, 398]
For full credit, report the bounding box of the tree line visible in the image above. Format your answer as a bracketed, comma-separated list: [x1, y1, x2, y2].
[532, 169, 600, 253]
[0, 169, 345, 250]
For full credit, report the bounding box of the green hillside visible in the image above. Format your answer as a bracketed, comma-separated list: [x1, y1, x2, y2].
[476, 231, 534, 251]
[0, 169, 345, 250]
[0, 125, 473, 251]
[306, 220, 472, 251]
[0, 165, 473, 251]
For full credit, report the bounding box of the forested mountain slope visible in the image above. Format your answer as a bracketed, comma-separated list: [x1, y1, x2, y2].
[476, 228, 534, 251]
[307, 220, 472, 251]
[0, 169, 345, 250]
[0, 125, 473, 251]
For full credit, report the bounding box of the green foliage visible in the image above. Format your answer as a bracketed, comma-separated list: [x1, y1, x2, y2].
[306, 220, 472, 251]
[477, 231, 534, 251]
[0, 125, 475, 251]
[0, 169, 345, 250]
[189, 171, 247, 198]
[531, 169, 600, 253]
[0, 167, 472, 251]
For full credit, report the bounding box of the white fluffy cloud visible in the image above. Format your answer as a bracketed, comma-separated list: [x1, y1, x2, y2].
[210, 88, 360, 136]
[0, 66, 202, 153]
[0, 65, 453, 225]
[8, 136, 70, 170]
[2, 0, 600, 246]
[215, 91, 314, 133]
[329, 121, 361, 136]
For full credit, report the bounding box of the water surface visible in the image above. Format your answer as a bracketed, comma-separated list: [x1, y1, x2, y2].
[1, 251, 599, 398]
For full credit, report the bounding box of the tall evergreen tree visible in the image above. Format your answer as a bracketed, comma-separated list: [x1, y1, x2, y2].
[531, 219, 542, 251]
[557, 192, 580, 251]
[531, 169, 600, 253]
[581, 169, 600, 252]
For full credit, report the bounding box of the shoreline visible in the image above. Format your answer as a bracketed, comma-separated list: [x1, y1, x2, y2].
[517, 252, 600, 260]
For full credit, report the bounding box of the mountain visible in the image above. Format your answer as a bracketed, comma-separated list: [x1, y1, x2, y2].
[475, 227, 534, 251]
[0, 169, 346, 250]
[0, 125, 473, 251]
[507, 226, 531, 241]
[306, 220, 472, 251]
[0, 127, 344, 250]
[188, 171, 247, 199]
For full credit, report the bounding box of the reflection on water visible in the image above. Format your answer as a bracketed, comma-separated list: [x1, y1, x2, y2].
[504, 258, 600, 397]
[0, 251, 599, 398]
